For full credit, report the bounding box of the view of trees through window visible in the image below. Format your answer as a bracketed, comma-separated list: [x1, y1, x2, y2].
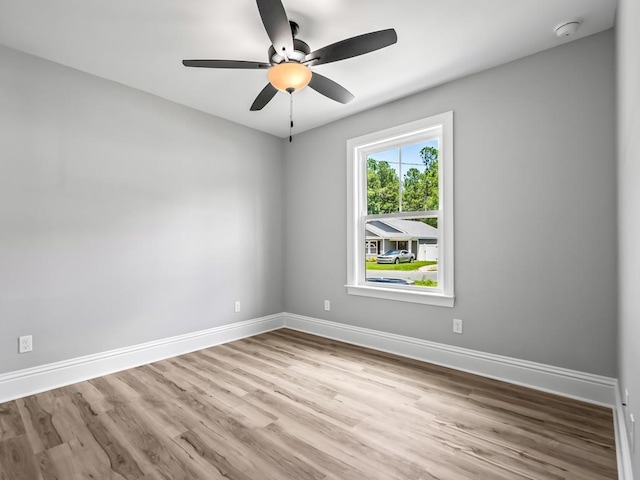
[367, 141, 439, 225]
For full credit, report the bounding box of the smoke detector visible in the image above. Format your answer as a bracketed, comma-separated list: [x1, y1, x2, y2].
[555, 21, 580, 38]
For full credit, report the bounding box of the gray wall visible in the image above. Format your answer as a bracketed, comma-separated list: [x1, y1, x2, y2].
[284, 31, 617, 377]
[0, 45, 285, 374]
[617, 0, 640, 473]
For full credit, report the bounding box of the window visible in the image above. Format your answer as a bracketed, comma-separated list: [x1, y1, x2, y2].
[365, 241, 379, 255]
[346, 112, 454, 307]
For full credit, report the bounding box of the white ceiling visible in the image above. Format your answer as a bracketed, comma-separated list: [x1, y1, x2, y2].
[0, 0, 616, 138]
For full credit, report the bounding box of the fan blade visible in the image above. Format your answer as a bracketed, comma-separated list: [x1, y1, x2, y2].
[309, 73, 354, 104]
[305, 29, 397, 66]
[250, 83, 278, 111]
[182, 60, 270, 69]
[256, 0, 293, 56]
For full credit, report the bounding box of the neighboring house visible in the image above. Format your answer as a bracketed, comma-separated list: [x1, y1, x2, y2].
[365, 218, 438, 261]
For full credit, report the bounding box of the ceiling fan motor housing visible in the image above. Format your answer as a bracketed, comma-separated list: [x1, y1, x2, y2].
[269, 38, 310, 65]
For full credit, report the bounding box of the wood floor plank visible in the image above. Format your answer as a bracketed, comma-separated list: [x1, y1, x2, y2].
[176, 429, 255, 480]
[64, 437, 132, 480]
[161, 358, 278, 429]
[35, 442, 88, 480]
[70, 391, 146, 479]
[0, 434, 43, 480]
[0, 401, 25, 441]
[104, 402, 214, 479]
[0, 329, 618, 479]
[20, 396, 63, 452]
[42, 394, 103, 455]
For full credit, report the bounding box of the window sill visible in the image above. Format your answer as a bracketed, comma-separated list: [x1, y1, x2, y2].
[346, 284, 455, 307]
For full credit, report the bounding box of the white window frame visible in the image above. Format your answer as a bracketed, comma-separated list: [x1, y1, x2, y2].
[346, 112, 454, 307]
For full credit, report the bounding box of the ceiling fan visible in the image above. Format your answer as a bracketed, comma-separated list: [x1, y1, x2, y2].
[182, 0, 398, 112]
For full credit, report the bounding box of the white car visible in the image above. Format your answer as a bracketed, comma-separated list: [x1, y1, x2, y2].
[376, 249, 415, 264]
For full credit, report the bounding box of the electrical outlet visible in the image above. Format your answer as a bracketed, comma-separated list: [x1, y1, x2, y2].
[19, 335, 33, 353]
[234, 301, 241, 313]
[324, 300, 330, 311]
[453, 319, 463, 334]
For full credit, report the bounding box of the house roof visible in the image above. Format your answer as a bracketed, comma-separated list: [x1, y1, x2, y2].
[366, 219, 437, 240]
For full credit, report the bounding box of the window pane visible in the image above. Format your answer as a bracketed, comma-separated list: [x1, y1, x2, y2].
[364, 217, 439, 289]
[367, 151, 400, 214]
[400, 141, 439, 213]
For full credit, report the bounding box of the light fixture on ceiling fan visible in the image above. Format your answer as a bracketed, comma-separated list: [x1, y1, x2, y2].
[182, 0, 397, 141]
[267, 60, 312, 93]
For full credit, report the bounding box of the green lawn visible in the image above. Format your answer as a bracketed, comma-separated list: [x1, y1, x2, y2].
[414, 279, 438, 287]
[365, 260, 437, 271]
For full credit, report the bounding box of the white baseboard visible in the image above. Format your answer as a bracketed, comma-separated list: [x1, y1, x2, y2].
[614, 381, 635, 480]
[281, 313, 617, 408]
[3, 312, 615, 408]
[0, 311, 619, 409]
[0, 314, 282, 404]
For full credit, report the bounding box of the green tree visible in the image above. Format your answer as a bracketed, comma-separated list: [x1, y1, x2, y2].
[367, 158, 399, 214]
[402, 167, 427, 211]
[420, 145, 439, 227]
[421, 145, 439, 211]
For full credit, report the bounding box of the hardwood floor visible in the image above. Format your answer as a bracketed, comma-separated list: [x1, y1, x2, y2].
[0, 329, 617, 479]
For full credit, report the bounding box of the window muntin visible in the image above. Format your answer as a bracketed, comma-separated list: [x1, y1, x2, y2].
[346, 112, 454, 307]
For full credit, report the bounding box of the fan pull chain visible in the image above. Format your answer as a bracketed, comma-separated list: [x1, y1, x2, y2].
[288, 90, 294, 143]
